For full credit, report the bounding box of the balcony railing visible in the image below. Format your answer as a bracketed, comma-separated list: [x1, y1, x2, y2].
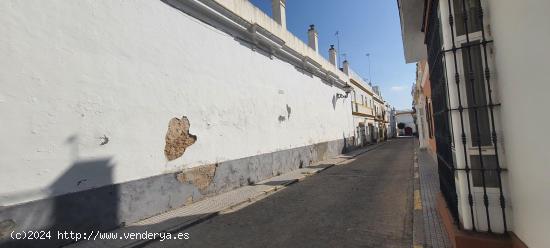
[352, 101, 374, 116]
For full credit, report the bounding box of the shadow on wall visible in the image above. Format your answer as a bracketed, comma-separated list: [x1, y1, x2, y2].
[0, 135, 118, 248]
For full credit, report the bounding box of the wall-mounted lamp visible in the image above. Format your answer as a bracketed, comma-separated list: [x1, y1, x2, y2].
[336, 84, 352, 99]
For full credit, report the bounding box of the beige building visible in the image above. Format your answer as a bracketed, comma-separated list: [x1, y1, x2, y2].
[343, 61, 388, 146]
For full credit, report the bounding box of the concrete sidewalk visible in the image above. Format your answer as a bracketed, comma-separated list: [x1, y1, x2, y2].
[415, 148, 451, 248]
[68, 141, 389, 248]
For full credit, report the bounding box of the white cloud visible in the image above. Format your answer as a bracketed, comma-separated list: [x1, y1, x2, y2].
[391, 86, 405, 91]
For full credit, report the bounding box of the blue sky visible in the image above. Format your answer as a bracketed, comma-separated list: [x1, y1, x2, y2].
[249, 0, 415, 110]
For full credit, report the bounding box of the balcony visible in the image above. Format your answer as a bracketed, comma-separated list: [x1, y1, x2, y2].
[352, 101, 374, 117]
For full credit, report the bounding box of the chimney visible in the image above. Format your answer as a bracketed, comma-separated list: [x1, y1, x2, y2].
[343, 60, 350, 75]
[373, 86, 380, 95]
[308, 25, 319, 53]
[329, 45, 337, 67]
[271, 0, 286, 29]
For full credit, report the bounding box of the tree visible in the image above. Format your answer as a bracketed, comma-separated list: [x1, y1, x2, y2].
[397, 122, 406, 130]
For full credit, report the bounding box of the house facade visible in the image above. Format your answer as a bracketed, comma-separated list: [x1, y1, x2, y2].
[395, 110, 416, 136]
[388, 106, 397, 139]
[346, 63, 387, 147]
[398, 0, 550, 247]
[413, 60, 437, 158]
[385, 102, 396, 139]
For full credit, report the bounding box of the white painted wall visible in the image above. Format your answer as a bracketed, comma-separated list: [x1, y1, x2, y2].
[395, 112, 416, 135]
[0, 0, 354, 206]
[488, 0, 550, 246]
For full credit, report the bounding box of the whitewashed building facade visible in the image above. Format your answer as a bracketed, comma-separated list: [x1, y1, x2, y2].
[398, 0, 550, 247]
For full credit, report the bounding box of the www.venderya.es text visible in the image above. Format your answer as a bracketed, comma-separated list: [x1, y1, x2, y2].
[10, 230, 190, 242]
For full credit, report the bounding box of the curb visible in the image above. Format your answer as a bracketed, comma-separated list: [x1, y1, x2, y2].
[412, 147, 426, 248]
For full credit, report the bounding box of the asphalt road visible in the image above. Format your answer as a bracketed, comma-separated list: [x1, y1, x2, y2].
[143, 138, 415, 248]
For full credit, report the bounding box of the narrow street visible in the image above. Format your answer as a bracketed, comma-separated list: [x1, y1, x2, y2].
[2, 0, 547, 247]
[144, 138, 415, 248]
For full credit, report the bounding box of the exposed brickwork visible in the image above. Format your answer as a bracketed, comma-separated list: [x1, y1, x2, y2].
[176, 164, 217, 194]
[165, 116, 197, 161]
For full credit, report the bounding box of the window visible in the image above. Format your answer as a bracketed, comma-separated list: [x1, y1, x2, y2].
[426, 97, 434, 138]
[453, 0, 482, 36]
[470, 155, 499, 188]
[462, 41, 491, 146]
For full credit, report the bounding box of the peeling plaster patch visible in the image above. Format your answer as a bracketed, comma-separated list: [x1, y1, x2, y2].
[0, 219, 16, 239]
[176, 164, 217, 194]
[164, 116, 197, 161]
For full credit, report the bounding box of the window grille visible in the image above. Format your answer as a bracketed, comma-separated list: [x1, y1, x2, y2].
[426, 0, 507, 233]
